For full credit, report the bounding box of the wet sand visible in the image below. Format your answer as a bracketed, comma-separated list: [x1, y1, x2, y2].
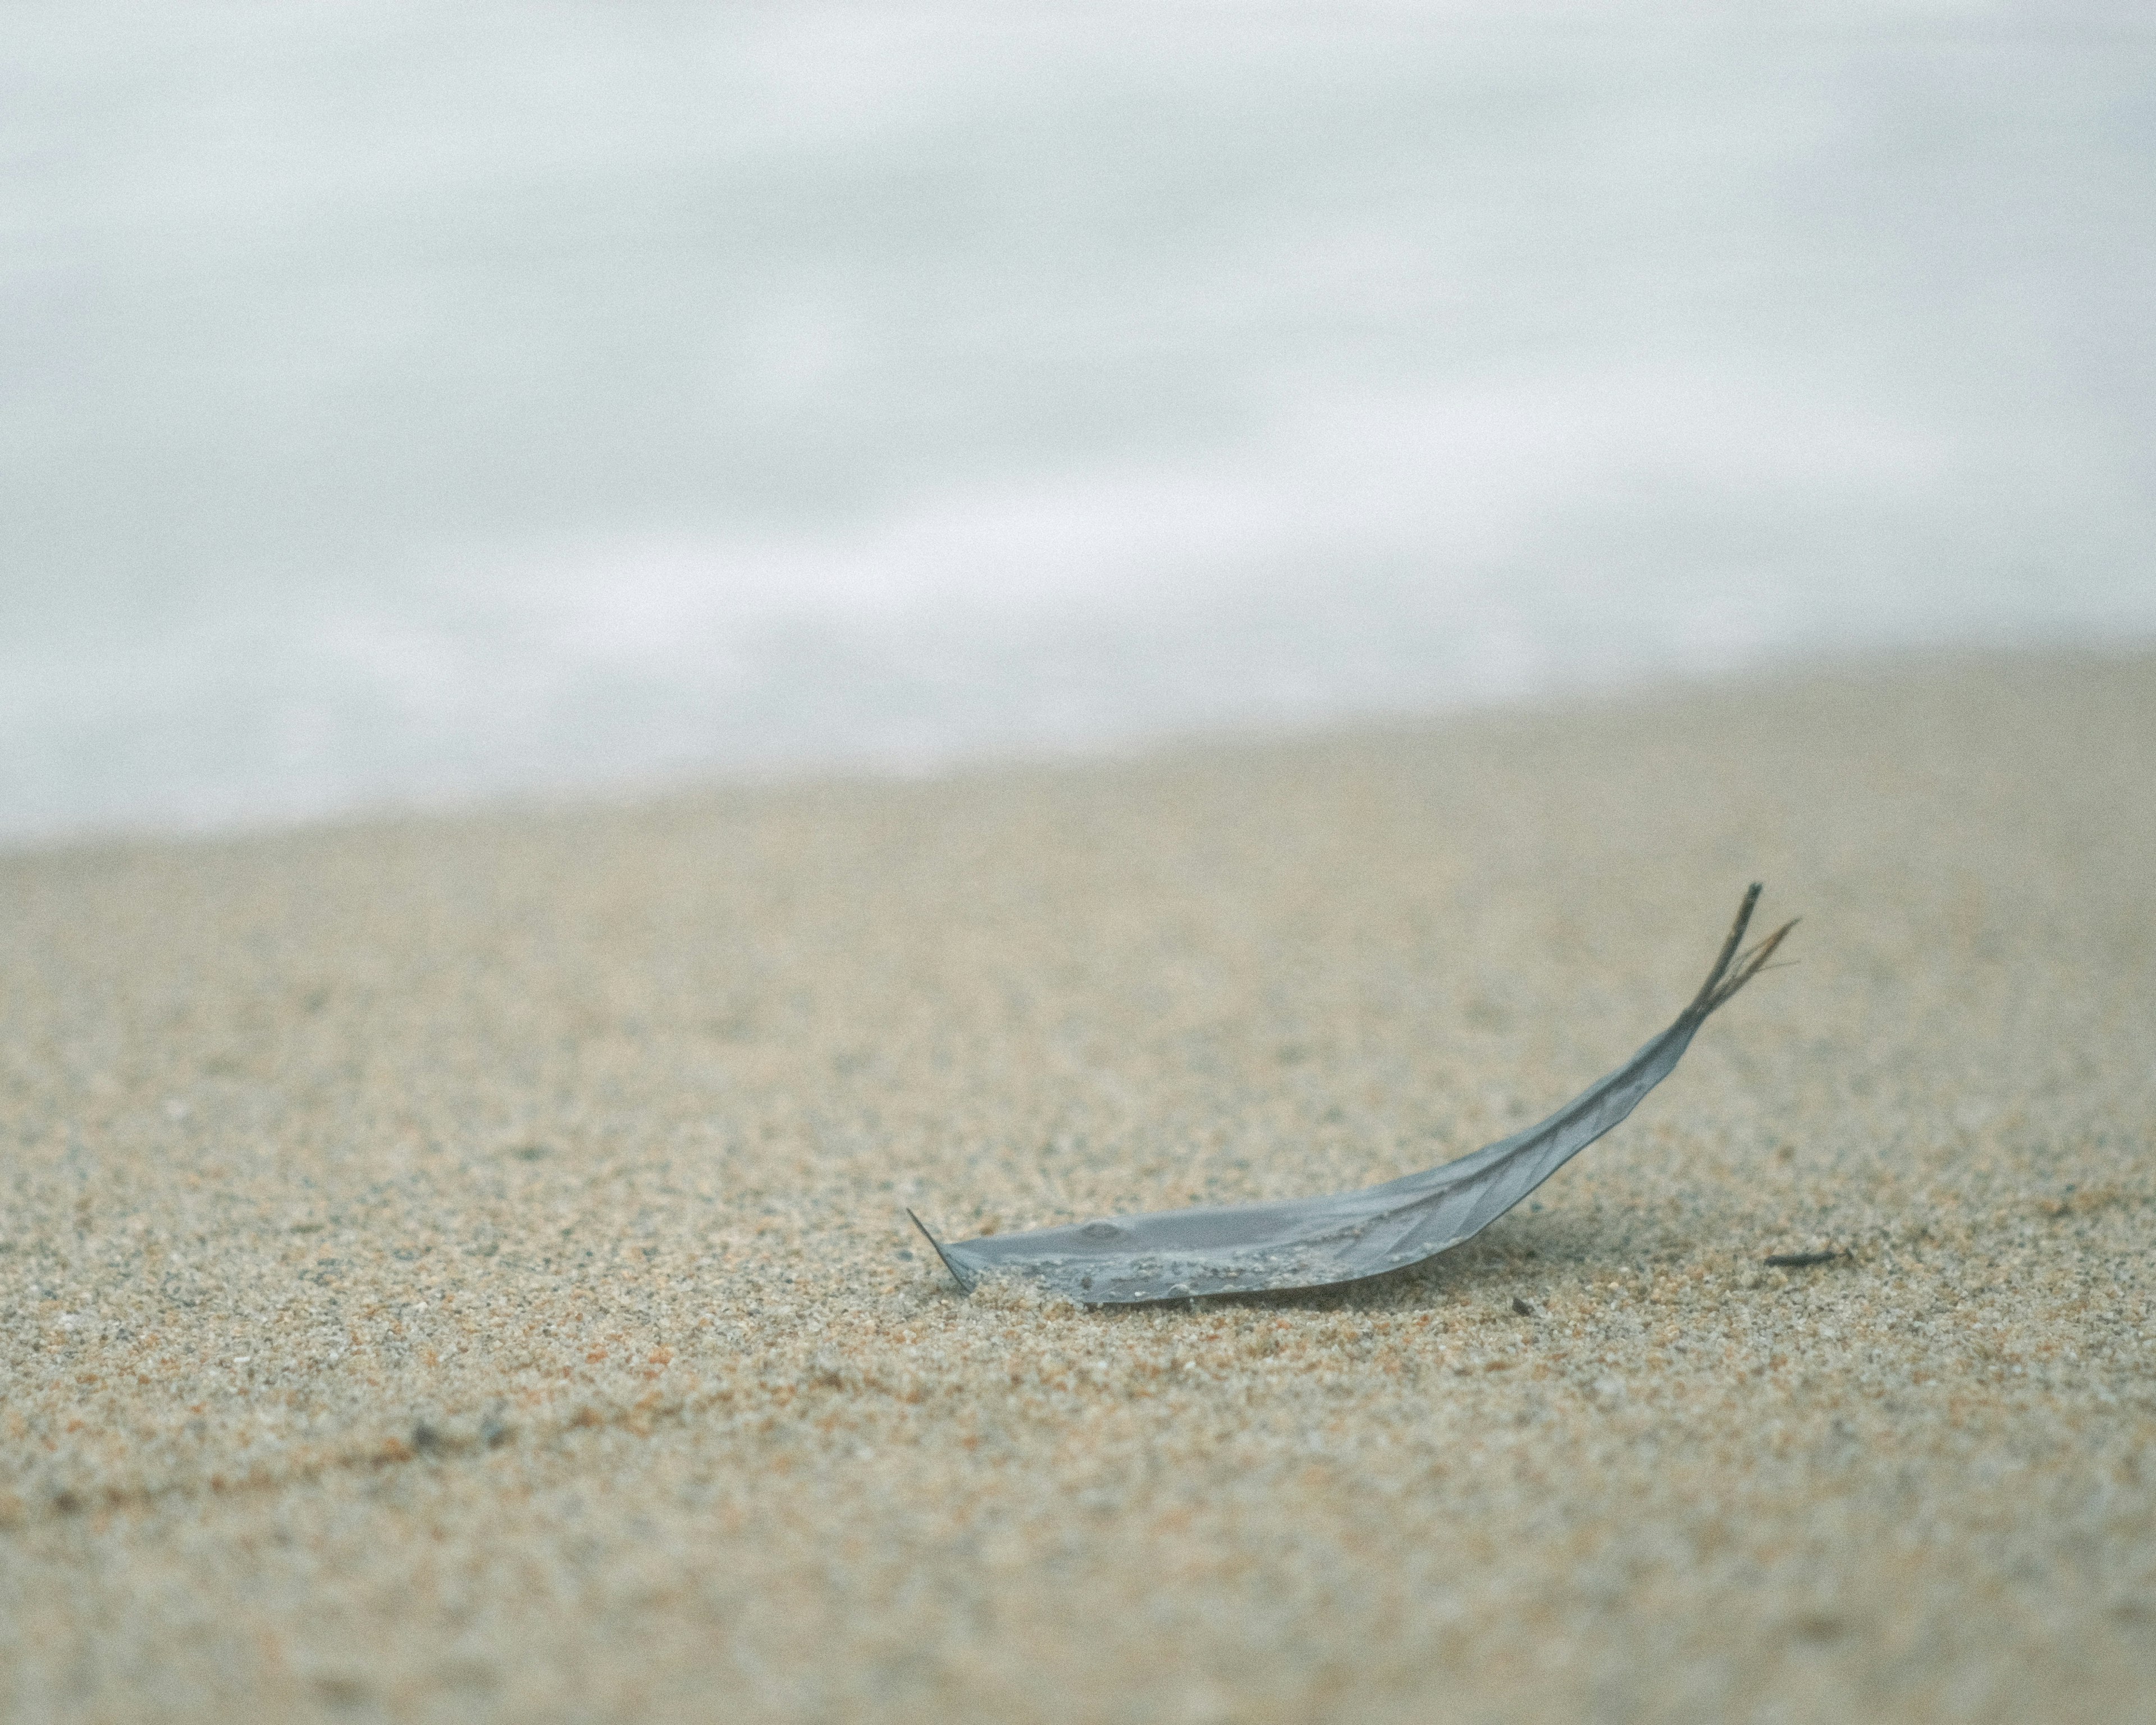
[3, 651, 2153, 1722]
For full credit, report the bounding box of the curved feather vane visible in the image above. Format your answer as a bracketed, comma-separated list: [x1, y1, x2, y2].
[912, 886, 1793, 1305]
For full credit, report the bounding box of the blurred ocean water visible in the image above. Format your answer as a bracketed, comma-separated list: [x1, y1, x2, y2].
[3, 1, 2152, 843]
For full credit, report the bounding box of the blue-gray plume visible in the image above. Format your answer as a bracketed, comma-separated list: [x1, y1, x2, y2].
[912, 885, 1793, 1304]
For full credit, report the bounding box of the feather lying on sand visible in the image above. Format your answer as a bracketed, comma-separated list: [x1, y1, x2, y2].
[911, 884, 1794, 1305]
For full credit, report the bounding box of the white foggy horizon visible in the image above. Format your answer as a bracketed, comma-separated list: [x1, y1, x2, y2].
[4, 1, 2152, 845]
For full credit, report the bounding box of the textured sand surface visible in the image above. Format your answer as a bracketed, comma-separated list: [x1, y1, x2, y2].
[3, 653, 2153, 1723]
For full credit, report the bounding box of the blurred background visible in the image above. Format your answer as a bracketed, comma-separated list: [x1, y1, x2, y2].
[4, 0, 2152, 845]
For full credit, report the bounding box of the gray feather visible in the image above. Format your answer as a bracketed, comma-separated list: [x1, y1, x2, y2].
[912, 885, 1793, 1305]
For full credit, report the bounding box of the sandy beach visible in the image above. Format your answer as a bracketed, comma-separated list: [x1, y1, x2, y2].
[3, 649, 2152, 1723]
